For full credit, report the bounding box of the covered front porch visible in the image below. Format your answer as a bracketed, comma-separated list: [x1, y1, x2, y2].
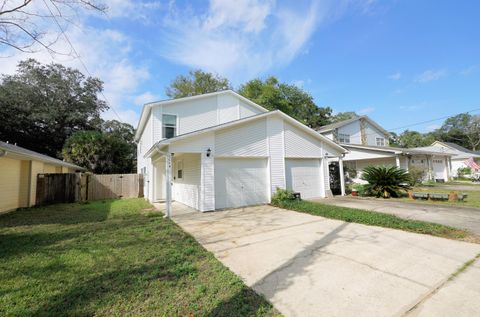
[340, 144, 454, 184]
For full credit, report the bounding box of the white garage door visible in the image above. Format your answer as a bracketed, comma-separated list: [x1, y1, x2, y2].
[432, 158, 445, 180]
[215, 158, 268, 209]
[285, 158, 322, 199]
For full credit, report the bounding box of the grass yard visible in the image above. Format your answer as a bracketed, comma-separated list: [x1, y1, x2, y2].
[0, 199, 279, 317]
[273, 200, 469, 240]
[402, 186, 480, 209]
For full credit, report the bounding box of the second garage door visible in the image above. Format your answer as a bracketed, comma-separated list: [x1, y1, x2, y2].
[285, 158, 322, 199]
[215, 158, 268, 209]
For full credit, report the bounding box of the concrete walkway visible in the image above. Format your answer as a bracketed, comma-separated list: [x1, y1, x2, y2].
[313, 196, 480, 235]
[157, 203, 480, 317]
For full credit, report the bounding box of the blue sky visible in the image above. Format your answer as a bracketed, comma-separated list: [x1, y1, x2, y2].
[1, 0, 479, 132]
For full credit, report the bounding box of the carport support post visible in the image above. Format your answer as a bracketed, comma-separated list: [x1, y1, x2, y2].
[338, 157, 346, 196]
[395, 155, 401, 168]
[165, 153, 173, 218]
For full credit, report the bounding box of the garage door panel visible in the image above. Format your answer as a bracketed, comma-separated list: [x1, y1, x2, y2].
[215, 158, 268, 209]
[286, 158, 322, 199]
[433, 158, 445, 180]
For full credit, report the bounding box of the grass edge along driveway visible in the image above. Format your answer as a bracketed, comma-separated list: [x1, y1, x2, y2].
[273, 200, 473, 241]
[0, 198, 280, 317]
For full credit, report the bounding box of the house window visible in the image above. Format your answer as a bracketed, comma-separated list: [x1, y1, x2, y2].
[177, 161, 183, 179]
[162, 114, 177, 139]
[376, 137, 385, 146]
[338, 133, 350, 144]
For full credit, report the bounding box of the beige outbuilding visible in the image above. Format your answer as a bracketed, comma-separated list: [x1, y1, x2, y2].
[0, 141, 85, 213]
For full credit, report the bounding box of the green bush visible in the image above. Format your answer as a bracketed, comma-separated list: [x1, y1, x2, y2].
[361, 165, 411, 198]
[408, 166, 427, 186]
[351, 183, 367, 196]
[458, 167, 472, 177]
[271, 188, 295, 204]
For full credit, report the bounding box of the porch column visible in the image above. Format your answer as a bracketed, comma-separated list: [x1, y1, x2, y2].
[404, 156, 409, 172]
[395, 155, 401, 168]
[444, 155, 449, 181]
[200, 149, 215, 211]
[338, 157, 346, 196]
[427, 156, 433, 181]
[165, 152, 173, 218]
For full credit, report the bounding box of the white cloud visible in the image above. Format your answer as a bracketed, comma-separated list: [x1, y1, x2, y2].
[424, 124, 441, 132]
[415, 69, 446, 83]
[134, 91, 160, 106]
[460, 65, 478, 76]
[160, 0, 364, 81]
[357, 106, 375, 115]
[388, 72, 401, 80]
[0, 20, 148, 127]
[103, 108, 140, 127]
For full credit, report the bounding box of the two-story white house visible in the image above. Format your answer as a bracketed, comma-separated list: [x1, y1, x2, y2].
[135, 90, 347, 214]
[316, 116, 457, 185]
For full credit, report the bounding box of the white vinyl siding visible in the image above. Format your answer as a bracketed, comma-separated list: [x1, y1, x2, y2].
[239, 100, 261, 118]
[214, 158, 268, 209]
[284, 122, 323, 158]
[217, 93, 240, 124]
[215, 118, 267, 157]
[365, 122, 389, 146]
[267, 116, 286, 193]
[285, 159, 322, 199]
[337, 121, 362, 145]
[173, 154, 201, 210]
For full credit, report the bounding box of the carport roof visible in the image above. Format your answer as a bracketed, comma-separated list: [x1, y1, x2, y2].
[343, 144, 458, 157]
[144, 110, 348, 158]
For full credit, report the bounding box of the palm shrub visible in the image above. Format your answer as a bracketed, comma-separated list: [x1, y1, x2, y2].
[361, 166, 411, 198]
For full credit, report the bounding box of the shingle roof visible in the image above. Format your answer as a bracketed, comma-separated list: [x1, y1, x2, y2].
[0, 141, 85, 170]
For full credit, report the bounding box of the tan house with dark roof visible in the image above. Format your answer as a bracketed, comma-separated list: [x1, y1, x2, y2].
[0, 141, 85, 213]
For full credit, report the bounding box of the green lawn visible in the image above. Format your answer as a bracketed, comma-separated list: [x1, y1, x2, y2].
[273, 200, 469, 240]
[0, 199, 279, 317]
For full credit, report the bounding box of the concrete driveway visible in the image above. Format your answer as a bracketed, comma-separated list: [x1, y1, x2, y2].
[314, 196, 480, 235]
[165, 203, 480, 317]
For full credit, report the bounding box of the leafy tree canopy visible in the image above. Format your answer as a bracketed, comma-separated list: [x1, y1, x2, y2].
[62, 120, 136, 174]
[165, 69, 232, 98]
[437, 113, 480, 151]
[331, 111, 358, 123]
[238, 76, 332, 128]
[0, 59, 107, 157]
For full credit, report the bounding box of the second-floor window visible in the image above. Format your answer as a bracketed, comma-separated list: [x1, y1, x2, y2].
[163, 114, 177, 139]
[338, 133, 350, 144]
[376, 137, 385, 146]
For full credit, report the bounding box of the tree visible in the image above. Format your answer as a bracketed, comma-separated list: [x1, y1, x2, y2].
[331, 112, 358, 123]
[0, 59, 107, 157]
[238, 76, 332, 128]
[0, 0, 106, 53]
[165, 69, 232, 98]
[395, 130, 431, 148]
[438, 113, 480, 151]
[62, 120, 136, 173]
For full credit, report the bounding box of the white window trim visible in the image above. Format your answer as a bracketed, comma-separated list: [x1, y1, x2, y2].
[176, 160, 183, 180]
[162, 113, 178, 139]
[338, 133, 350, 144]
[376, 137, 385, 146]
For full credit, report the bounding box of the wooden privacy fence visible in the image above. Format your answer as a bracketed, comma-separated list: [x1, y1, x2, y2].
[86, 174, 143, 201]
[36, 173, 143, 205]
[36, 173, 79, 205]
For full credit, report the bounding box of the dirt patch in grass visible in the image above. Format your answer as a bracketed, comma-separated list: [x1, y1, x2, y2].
[0, 199, 280, 317]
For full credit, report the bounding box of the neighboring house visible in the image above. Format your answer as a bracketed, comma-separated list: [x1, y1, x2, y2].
[430, 141, 480, 176]
[316, 116, 456, 184]
[135, 90, 347, 214]
[0, 141, 85, 213]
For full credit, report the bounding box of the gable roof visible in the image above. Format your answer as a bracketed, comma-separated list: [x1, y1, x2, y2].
[431, 141, 480, 158]
[0, 141, 85, 170]
[316, 115, 390, 137]
[134, 90, 269, 141]
[145, 110, 347, 158]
